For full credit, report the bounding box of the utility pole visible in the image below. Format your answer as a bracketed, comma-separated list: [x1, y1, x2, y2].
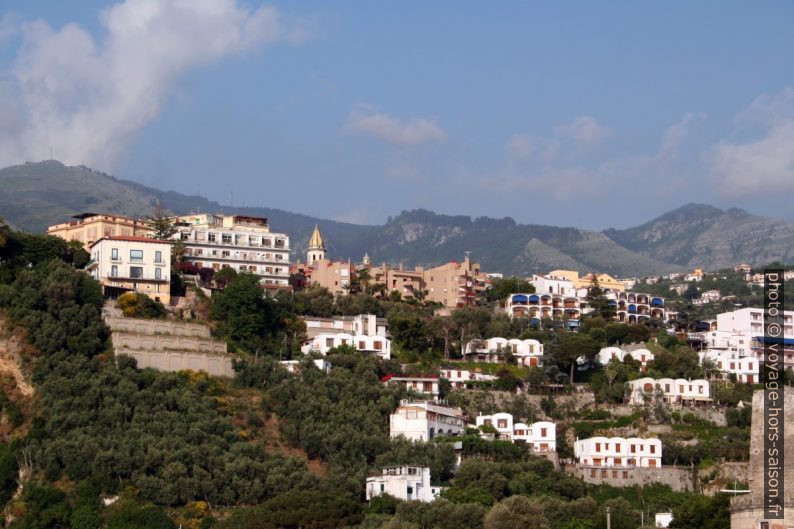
[606, 506, 611, 529]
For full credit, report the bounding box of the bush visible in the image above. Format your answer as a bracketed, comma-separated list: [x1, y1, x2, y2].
[117, 292, 167, 319]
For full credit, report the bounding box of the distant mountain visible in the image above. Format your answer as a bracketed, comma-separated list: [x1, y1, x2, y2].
[0, 161, 789, 276]
[603, 203, 794, 270]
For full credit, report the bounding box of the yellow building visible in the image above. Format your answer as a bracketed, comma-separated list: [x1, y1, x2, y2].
[424, 256, 487, 308]
[48, 212, 152, 251]
[548, 270, 625, 292]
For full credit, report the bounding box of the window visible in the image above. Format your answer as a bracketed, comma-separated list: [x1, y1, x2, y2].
[155, 268, 162, 280]
[540, 428, 547, 437]
[649, 445, 656, 454]
[222, 234, 232, 244]
[110, 265, 118, 277]
[622, 471, 629, 478]
[423, 382, 432, 392]
[325, 338, 334, 348]
[380, 484, 384, 493]
[155, 250, 163, 264]
[359, 341, 365, 350]
[181, 232, 190, 240]
[130, 249, 143, 261]
[595, 443, 601, 452]
[111, 248, 119, 261]
[130, 267, 143, 279]
[208, 233, 216, 243]
[497, 419, 508, 429]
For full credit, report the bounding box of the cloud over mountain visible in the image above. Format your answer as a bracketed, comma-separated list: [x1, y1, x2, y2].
[0, 0, 301, 170]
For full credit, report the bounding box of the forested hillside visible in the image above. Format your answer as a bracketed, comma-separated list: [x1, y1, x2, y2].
[0, 219, 738, 528]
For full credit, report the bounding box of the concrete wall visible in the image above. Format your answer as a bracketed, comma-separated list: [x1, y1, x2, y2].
[104, 315, 211, 338]
[111, 333, 226, 354]
[567, 465, 696, 492]
[730, 388, 794, 529]
[118, 350, 234, 378]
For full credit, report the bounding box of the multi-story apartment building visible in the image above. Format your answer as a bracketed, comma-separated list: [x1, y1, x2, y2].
[301, 313, 388, 339]
[605, 291, 667, 323]
[474, 413, 556, 452]
[423, 256, 488, 308]
[715, 307, 794, 369]
[596, 346, 654, 372]
[626, 377, 711, 406]
[574, 436, 662, 468]
[366, 263, 425, 301]
[698, 350, 758, 384]
[87, 236, 171, 304]
[549, 270, 626, 292]
[463, 337, 544, 366]
[173, 214, 289, 288]
[507, 273, 583, 326]
[439, 367, 497, 388]
[48, 212, 152, 251]
[301, 333, 391, 360]
[382, 374, 440, 397]
[365, 466, 443, 503]
[389, 400, 464, 441]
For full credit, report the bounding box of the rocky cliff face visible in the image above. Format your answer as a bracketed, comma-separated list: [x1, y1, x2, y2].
[604, 203, 794, 269]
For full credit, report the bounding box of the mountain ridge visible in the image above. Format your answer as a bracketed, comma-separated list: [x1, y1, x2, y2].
[1, 160, 791, 276]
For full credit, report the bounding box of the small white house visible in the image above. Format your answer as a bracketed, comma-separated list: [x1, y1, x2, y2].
[439, 367, 497, 388]
[699, 350, 758, 384]
[301, 332, 391, 360]
[596, 346, 654, 371]
[463, 337, 543, 366]
[574, 436, 662, 468]
[87, 236, 172, 304]
[475, 413, 556, 452]
[365, 466, 443, 503]
[390, 400, 464, 441]
[280, 359, 332, 374]
[626, 377, 711, 406]
[655, 512, 673, 528]
[383, 374, 440, 397]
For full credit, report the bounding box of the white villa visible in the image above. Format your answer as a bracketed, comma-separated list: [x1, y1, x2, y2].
[302, 313, 388, 339]
[87, 236, 172, 305]
[301, 333, 391, 360]
[280, 359, 332, 374]
[439, 367, 497, 388]
[699, 350, 758, 384]
[475, 412, 556, 452]
[389, 400, 464, 442]
[574, 436, 662, 468]
[365, 466, 443, 503]
[463, 337, 544, 366]
[382, 374, 440, 397]
[596, 346, 654, 372]
[626, 377, 711, 406]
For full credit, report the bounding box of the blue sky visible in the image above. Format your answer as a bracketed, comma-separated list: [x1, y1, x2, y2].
[1, 1, 793, 228]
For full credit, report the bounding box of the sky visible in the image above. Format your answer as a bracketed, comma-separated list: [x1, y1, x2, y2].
[1, 1, 793, 229]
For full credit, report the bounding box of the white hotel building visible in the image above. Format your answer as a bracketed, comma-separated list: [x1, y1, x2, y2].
[366, 466, 443, 503]
[439, 367, 497, 388]
[389, 400, 464, 442]
[574, 436, 662, 468]
[474, 412, 556, 452]
[173, 214, 290, 288]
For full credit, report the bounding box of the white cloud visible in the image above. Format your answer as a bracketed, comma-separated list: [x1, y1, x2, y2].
[660, 112, 706, 156]
[345, 106, 444, 145]
[710, 87, 794, 196]
[506, 133, 532, 159]
[555, 115, 611, 145]
[0, 0, 302, 169]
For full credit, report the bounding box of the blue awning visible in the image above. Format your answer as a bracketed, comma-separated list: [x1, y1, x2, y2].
[529, 294, 540, 303]
[512, 294, 528, 303]
[755, 336, 794, 345]
[651, 298, 664, 306]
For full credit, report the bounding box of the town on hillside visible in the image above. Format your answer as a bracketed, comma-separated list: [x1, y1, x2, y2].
[0, 207, 785, 527]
